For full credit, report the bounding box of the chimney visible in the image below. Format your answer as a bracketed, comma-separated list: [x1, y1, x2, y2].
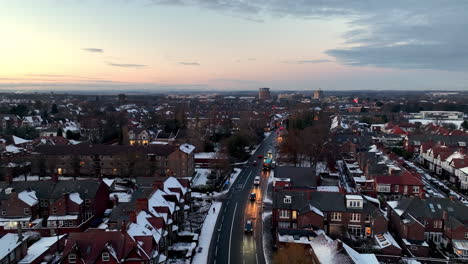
[17, 221, 23, 242]
[152, 180, 165, 191]
[336, 240, 343, 251]
[136, 198, 148, 212]
[442, 210, 449, 221]
[129, 210, 137, 223]
[113, 194, 119, 208]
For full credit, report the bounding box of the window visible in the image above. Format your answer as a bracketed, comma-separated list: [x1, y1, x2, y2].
[292, 211, 297, 220]
[365, 214, 371, 222]
[404, 186, 408, 194]
[40, 199, 49, 207]
[465, 232, 468, 239]
[102, 252, 110, 262]
[284, 196, 291, 204]
[350, 213, 361, 222]
[378, 184, 391, 193]
[348, 225, 362, 237]
[413, 186, 420, 193]
[434, 220, 442, 229]
[331, 212, 342, 221]
[279, 210, 290, 219]
[68, 254, 77, 263]
[1, 209, 5, 216]
[52, 207, 57, 214]
[278, 222, 290, 228]
[24, 208, 29, 215]
[85, 199, 91, 207]
[394, 185, 399, 192]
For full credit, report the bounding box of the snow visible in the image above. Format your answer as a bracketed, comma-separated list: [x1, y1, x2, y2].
[345, 194, 363, 200]
[103, 178, 115, 187]
[194, 152, 217, 159]
[308, 204, 324, 217]
[317, 186, 340, 192]
[277, 234, 312, 244]
[342, 243, 379, 264]
[192, 201, 222, 264]
[149, 189, 176, 215]
[110, 192, 132, 203]
[19, 235, 65, 264]
[18, 190, 38, 206]
[69, 140, 81, 145]
[0, 233, 29, 260]
[5, 145, 22, 153]
[69, 192, 83, 205]
[168, 242, 197, 257]
[13, 135, 32, 145]
[364, 195, 380, 207]
[47, 215, 78, 221]
[179, 143, 195, 154]
[192, 169, 212, 187]
[164, 176, 188, 195]
[127, 211, 162, 243]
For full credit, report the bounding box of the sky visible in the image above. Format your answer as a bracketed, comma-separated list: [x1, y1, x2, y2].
[1, 0, 468, 91]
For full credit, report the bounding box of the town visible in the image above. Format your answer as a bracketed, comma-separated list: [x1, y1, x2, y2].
[1, 89, 468, 263]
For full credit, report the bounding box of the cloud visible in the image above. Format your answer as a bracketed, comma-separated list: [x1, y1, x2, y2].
[82, 48, 104, 53]
[179, 62, 200, 66]
[106, 62, 148, 69]
[282, 59, 332, 64]
[146, 0, 468, 71]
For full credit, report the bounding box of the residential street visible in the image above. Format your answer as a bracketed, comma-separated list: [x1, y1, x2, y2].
[208, 132, 276, 264]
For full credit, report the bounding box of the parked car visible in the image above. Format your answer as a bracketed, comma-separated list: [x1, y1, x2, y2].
[254, 176, 260, 186]
[245, 220, 253, 233]
[250, 192, 256, 201]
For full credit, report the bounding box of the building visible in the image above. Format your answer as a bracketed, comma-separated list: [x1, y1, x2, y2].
[272, 191, 387, 239]
[258, 87, 272, 100]
[313, 89, 324, 100]
[387, 197, 468, 257]
[31, 143, 195, 178]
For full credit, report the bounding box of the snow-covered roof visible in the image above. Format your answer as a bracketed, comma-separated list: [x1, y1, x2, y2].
[317, 186, 340, 192]
[127, 211, 162, 243]
[375, 232, 401, 250]
[103, 178, 115, 187]
[148, 189, 176, 215]
[194, 152, 217, 159]
[308, 204, 324, 217]
[164, 177, 187, 195]
[342, 243, 379, 264]
[0, 233, 29, 260]
[19, 235, 65, 264]
[47, 215, 78, 221]
[69, 192, 83, 205]
[13, 135, 31, 145]
[345, 194, 363, 200]
[5, 145, 23, 153]
[18, 190, 38, 206]
[179, 143, 195, 154]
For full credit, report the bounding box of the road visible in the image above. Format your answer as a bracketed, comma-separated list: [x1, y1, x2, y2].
[208, 132, 276, 264]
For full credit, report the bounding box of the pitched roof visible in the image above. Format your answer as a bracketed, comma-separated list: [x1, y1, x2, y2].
[34, 144, 176, 156]
[274, 167, 317, 189]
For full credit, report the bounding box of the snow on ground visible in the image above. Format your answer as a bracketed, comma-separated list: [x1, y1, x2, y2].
[262, 211, 272, 221]
[192, 169, 212, 187]
[192, 201, 222, 264]
[110, 192, 132, 202]
[12, 175, 51, 181]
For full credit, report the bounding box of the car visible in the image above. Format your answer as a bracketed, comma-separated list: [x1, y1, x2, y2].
[254, 176, 260, 186]
[244, 220, 253, 233]
[253, 160, 258, 166]
[257, 155, 263, 159]
[250, 192, 256, 201]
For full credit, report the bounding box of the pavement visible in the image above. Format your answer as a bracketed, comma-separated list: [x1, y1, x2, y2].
[208, 132, 277, 264]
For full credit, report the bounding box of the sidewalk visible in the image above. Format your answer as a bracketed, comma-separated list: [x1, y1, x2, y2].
[192, 201, 222, 264]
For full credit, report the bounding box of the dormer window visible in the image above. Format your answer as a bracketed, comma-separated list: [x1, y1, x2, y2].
[284, 196, 291, 204]
[346, 195, 363, 209]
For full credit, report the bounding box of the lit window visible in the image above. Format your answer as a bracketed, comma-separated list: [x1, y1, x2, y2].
[292, 211, 297, 220]
[57, 168, 63, 175]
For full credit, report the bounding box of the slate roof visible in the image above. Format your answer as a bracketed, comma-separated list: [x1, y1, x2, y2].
[388, 197, 468, 222]
[274, 167, 317, 189]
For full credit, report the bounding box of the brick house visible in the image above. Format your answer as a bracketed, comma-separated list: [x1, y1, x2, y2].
[61, 229, 154, 264]
[0, 233, 29, 264]
[387, 197, 468, 257]
[272, 191, 387, 240]
[31, 144, 195, 178]
[0, 180, 109, 235]
[128, 128, 152, 146]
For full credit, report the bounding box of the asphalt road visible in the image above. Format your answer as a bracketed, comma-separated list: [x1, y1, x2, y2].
[208, 132, 276, 264]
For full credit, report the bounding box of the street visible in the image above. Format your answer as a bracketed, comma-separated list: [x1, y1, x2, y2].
[208, 132, 276, 264]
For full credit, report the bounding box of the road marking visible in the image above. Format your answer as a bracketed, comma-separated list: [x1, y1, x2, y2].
[256, 253, 259, 264]
[242, 171, 253, 189]
[215, 246, 218, 257]
[228, 202, 238, 264]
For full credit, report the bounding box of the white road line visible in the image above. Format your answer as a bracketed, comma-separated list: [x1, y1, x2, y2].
[228, 202, 238, 264]
[256, 253, 259, 264]
[215, 246, 218, 257]
[242, 171, 253, 189]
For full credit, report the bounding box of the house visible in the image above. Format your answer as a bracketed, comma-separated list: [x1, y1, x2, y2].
[19, 235, 66, 264]
[273, 166, 319, 192]
[60, 229, 155, 264]
[0, 233, 29, 264]
[22, 116, 43, 127]
[387, 197, 468, 257]
[272, 191, 387, 240]
[128, 128, 151, 146]
[32, 143, 195, 178]
[0, 115, 21, 130]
